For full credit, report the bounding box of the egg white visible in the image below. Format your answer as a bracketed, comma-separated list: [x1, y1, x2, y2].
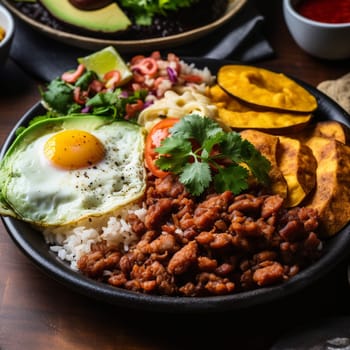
[0, 117, 146, 227]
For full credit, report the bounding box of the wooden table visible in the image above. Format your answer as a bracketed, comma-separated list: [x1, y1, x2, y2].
[1, 1, 350, 349]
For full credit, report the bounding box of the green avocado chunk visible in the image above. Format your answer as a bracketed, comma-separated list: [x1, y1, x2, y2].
[40, 0, 131, 33]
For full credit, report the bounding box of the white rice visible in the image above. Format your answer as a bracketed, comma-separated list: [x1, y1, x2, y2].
[178, 61, 215, 93]
[45, 203, 147, 270]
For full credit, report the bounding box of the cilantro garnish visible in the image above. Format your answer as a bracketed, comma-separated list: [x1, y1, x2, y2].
[155, 114, 271, 196]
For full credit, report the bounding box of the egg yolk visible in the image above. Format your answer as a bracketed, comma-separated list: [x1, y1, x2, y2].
[44, 130, 105, 170]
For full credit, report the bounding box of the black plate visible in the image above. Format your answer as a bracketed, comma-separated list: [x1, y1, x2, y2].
[1, 58, 350, 313]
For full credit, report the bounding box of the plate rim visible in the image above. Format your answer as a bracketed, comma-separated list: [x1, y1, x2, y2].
[2, 0, 247, 51]
[1, 57, 350, 313]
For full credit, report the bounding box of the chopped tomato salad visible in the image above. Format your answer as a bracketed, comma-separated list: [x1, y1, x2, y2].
[42, 50, 210, 120]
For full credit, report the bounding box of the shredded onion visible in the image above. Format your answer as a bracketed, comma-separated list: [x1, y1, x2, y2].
[167, 67, 178, 83]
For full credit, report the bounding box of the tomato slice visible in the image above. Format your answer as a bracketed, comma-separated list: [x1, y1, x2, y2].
[145, 118, 180, 178]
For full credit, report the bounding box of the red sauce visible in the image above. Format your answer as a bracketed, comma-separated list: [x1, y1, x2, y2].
[295, 0, 350, 24]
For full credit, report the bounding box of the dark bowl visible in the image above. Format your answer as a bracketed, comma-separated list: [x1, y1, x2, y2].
[1, 0, 247, 52]
[1, 58, 350, 313]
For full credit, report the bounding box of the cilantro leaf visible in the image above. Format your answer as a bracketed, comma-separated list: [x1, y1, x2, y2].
[214, 165, 249, 194]
[179, 162, 212, 196]
[202, 131, 226, 157]
[75, 71, 96, 90]
[156, 136, 192, 173]
[170, 114, 223, 144]
[40, 78, 74, 115]
[86, 89, 121, 107]
[220, 132, 271, 185]
[242, 143, 271, 185]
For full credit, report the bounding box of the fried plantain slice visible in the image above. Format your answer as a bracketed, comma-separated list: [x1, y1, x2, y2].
[303, 136, 350, 236]
[217, 65, 318, 113]
[208, 84, 312, 134]
[277, 136, 317, 207]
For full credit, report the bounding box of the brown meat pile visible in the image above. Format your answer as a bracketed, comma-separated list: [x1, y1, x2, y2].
[77, 174, 322, 297]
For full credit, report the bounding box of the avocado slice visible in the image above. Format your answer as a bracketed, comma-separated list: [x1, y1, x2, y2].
[40, 0, 131, 33]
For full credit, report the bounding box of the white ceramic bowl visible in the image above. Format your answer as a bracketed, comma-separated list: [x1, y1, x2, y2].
[283, 0, 350, 60]
[0, 4, 14, 67]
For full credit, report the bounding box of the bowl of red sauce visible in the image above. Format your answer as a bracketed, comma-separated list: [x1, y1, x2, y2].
[283, 0, 350, 60]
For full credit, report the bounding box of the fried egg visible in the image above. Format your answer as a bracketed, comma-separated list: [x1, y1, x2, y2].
[0, 115, 146, 227]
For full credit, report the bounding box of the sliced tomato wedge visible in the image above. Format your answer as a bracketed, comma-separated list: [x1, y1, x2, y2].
[145, 118, 180, 178]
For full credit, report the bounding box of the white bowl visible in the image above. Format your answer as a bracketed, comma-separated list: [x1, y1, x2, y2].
[283, 0, 350, 60]
[0, 4, 14, 67]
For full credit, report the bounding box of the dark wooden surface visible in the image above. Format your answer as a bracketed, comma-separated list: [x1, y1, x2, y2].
[1, 1, 350, 349]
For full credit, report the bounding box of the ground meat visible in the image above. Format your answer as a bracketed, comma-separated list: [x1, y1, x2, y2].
[193, 191, 234, 230]
[168, 240, 198, 275]
[77, 174, 323, 297]
[253, 261, 285, 286]
[144, 197, 174, 229]
[77, 242, 122, 278]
